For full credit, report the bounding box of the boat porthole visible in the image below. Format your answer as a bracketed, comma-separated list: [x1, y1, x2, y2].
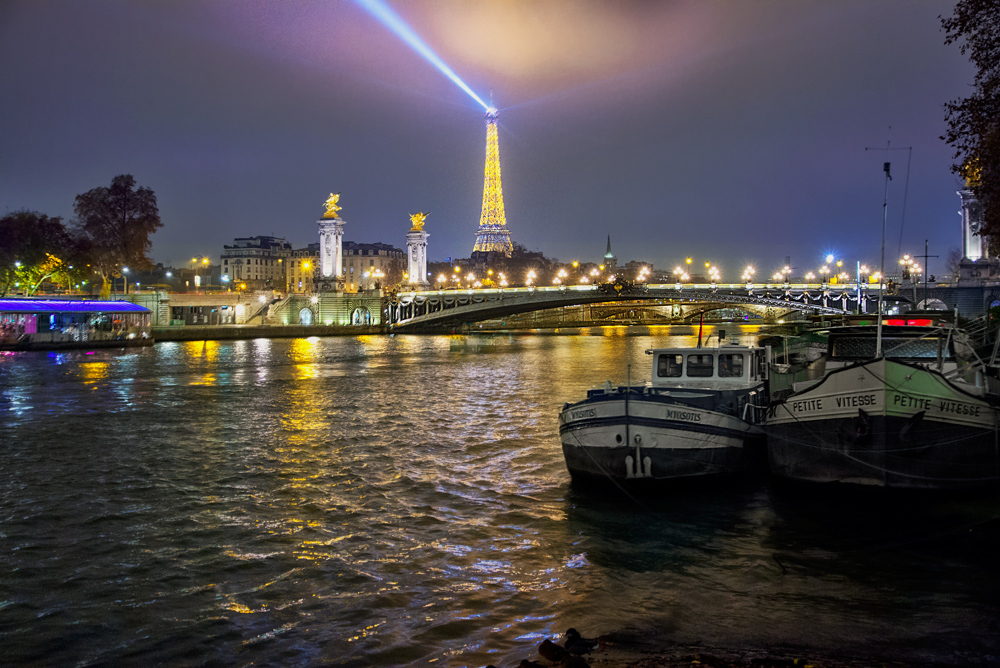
[615, 434, 623, 444]
[633, 434, 642, 445]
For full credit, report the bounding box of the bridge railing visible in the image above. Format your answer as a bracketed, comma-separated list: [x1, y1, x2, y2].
[395, 282, 880, 298]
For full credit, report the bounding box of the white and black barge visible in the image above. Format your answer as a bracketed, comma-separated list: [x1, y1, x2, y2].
[559, 344, 770, 483]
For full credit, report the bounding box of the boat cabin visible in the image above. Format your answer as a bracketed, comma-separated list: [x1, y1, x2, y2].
[646, 346, 770, 388]
[0, 299, 152, 349]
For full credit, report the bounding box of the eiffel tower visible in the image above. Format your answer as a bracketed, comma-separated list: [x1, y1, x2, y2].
[472, 108, 513, 256]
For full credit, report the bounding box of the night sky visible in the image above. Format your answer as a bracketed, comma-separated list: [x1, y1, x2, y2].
[0, 1, 975, 279]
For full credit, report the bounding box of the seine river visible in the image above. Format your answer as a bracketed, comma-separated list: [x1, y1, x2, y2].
[2, 328, 999, 667]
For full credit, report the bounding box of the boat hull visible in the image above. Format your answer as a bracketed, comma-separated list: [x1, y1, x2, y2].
[767, 358, 1000, 490]
[559, 392, 754, 483]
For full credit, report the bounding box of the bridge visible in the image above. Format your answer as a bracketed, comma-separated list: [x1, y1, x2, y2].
[386, 282, 872, 329]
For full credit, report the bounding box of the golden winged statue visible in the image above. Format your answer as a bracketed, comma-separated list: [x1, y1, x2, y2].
[409, 211, 429, 231]
[323, 193, 342, 218]
[964, 160, 982, 188]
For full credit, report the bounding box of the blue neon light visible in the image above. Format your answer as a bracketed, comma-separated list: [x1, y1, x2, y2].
[354, 0, 489, 110]
[0, 300, 151, 314]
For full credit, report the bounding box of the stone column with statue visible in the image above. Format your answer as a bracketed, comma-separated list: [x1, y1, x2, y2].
[406, 212, 431, 290]
[316, 193, 346, 292]
[960, 172, 985, 261]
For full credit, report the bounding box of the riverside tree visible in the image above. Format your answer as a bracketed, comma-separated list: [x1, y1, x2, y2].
[942, 0, 1000, 241]
[74, 174, 163, 298]
[0, 210, 78, 296]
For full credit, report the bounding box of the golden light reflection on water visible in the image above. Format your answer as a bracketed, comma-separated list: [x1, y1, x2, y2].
[278, 395, 326, 446]
[276, 339, 330, 449]
[290, 338, 320, 379]
[289, 337, 319, 362]
[293, 364, 316, 380]
[78, 361, 109, 382]
[184, 339, 220, 361]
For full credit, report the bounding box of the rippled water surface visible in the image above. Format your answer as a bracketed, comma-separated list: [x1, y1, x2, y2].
[2, 330, 999, 666]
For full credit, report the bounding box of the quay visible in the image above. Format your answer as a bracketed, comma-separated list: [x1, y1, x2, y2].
[152, 323, 383, 342]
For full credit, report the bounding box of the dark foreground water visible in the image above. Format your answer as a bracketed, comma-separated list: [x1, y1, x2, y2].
[2, 329, 999, 667]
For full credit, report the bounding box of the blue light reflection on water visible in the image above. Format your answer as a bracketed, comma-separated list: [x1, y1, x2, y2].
[0, 329, 998, 666]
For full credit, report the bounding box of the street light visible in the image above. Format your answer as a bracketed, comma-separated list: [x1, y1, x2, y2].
[122, 266, 129, 295]
[191, 256, 210, 291]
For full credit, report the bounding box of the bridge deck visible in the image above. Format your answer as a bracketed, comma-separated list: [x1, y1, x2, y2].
[389, 282, 871, 328]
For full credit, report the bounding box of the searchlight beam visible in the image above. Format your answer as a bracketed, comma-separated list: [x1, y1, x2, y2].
[354, 0, 490, 111]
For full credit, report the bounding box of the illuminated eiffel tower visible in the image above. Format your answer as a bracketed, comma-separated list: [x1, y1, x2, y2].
[472, 108, 513, 256]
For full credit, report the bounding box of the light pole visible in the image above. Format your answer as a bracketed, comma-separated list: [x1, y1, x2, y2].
[122, 267, 129, 295]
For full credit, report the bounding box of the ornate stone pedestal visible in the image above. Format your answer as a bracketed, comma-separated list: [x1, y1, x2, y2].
[406, 229, 430, 290]
[316, 217, 345, 292]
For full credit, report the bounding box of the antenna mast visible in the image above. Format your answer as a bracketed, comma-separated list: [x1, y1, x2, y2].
[866, 134, 910, 357]
[876, 160, 891, 357]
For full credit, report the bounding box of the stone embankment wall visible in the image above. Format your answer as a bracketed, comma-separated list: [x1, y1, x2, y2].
[153, 324, 384, 341]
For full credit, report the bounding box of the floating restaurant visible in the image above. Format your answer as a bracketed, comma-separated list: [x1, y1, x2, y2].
[0, 299, 153, 350]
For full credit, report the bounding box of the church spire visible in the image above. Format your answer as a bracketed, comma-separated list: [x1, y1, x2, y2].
[603, 235, 617, 270]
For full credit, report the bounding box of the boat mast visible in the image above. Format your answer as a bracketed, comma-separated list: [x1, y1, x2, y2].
[876, 160, 891, 357]
[625, 363, 630, 454]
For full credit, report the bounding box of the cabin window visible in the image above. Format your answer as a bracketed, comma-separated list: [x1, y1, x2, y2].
[719, 353, 744, 377]
[881, 337, 946, 359]
[657, 354, 683, 377]
[686, 354, 714, 377]
[830, 336, 950, 360]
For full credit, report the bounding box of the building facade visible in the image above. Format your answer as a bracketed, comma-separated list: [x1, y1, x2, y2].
[287, 243, 319, 294]
[342, 241, 405, 292]
[220, 236, 293, 291]
[220, 236, 403, 294]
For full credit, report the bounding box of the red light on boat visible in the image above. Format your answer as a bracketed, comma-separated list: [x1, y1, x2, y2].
[884, 318, 933, 326]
